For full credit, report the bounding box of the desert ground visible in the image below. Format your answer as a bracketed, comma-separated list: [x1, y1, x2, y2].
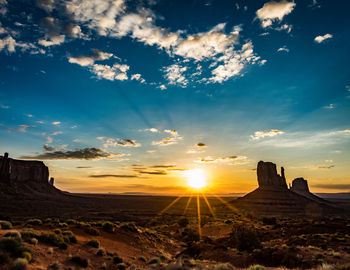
[1, 194, 350, 270]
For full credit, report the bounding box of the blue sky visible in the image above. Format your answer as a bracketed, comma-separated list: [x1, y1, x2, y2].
[0, 0, 349, 194]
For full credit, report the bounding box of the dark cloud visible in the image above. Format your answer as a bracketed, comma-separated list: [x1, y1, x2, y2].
[313, 184, 350, 190]
[43, 144, 56, 151]
[121, 184, 186, 192]
[318, 165, 335, 169]
[89, 174, 138, 178]
[196, 142, 207, 147]
[76, 166, 92, 169]
[150, 165, 176, 168]
[138, 170, 167, 175]
[21, 148, 110, 160]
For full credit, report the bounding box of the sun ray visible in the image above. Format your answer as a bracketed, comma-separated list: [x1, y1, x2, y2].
[183, 195, 193, 215]
[196, 194, 202, 240]
[213, 194, 239, 214]
[201, 193, 216, 219]
[158, 195, 184, 215]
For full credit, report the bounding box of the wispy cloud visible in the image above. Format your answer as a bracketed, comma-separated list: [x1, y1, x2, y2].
[323, 103, 334, 109]
[250, 129, 285, 140]
[52, 121, 61, 125]
[103, 138, 141, 147]
[195, 155, 248, 165]
[277, 46, 289, 52]
[89, 174, 138, 178]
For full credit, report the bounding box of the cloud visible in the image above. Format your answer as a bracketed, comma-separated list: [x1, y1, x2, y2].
[103, 138, 141, 147]
[0, 35, 43, 54]
[164, 129, 178, 136]
[38, 35, 65, 46]
[277, 46, 289, 52]
[89, 174, 138, 178]
[138, 170, 167, 175]
[318, 165, 335, 169]
[43, 144, 56, 151]
[68, 49, 113, 66]
[76, 166, 92, 168]
[21, 147, 111, 160]
[51, 131, 63, 135]
[46, 136, 53, 143]
[275, 23, 292, 33]
[18, 124, 30, 133]
[312, 184, 350, 190]
[143, 128, 159, 133]
[152, 130, 183, 146]
[52, 121, 61, 125]
[159, 85, 167, 90]
[324, 103, 334, 109]
[91, 63, 129, 81]
[196, 142, 207, 147]
[256, 0, 296, 28]
[37, 0, 56, 12]
[250, 129, 285, 140]
[187, 142, 207, 154]
[314, 33, 333, 43]
[195, 155, 248, 165]
[164, 64, 188, 87]
[131, 73, 145, 83]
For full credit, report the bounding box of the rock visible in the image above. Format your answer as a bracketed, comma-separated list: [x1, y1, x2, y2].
[257, 161, 287, 189]
[290, 178, 310, 193]
[49, 177, 54, 186]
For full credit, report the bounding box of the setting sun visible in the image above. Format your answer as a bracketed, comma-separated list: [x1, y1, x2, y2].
[184, 169, 207, 190]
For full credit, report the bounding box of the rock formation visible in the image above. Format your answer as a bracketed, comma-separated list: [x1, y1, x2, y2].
[232, 161, 337, 216]
[0, 153, 62, 198]
[257, 161, 287, 189]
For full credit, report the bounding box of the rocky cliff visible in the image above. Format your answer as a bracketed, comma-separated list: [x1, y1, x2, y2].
[257, 161, 287, 189]
[0, 153, 62, 198]
[290, 177, 328, 204]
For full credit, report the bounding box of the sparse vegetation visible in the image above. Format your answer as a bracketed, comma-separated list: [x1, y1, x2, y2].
[148, 257, 161, 265]
[178, 217, 189, 227]
[249, 265, 265, 270]
[113, 255, 123, 264]
[96, 247, 106, 256]
[229, 223, 261, 252]
[0, 237, 31, 258]
[213, 263, 235, 270]
[4, 231, 21, 239]
[102, 221, 115, 233]
[26, 219, 42, 226]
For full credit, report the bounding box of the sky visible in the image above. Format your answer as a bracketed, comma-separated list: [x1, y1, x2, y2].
[0, 0, 349, 195]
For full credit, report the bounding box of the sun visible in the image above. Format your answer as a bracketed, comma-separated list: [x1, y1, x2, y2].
[184, 169, 207, 190]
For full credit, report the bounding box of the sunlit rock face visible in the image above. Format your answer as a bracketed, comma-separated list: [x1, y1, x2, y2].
[0, 153, 49, 183]
[291, 177, 310, 194]
[257, 161, 288, 189]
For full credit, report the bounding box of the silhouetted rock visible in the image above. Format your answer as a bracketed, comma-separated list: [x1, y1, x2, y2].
[233, 161, 338, 216]
[49, 177, 54, 186]
[257, 161, 287, 189]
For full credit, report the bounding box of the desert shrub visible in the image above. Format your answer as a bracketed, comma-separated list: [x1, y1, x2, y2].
[87, 239, 100, 248]
[178, 218, 189, 228]
[102, 221, 115, 233]
[148, 257, 161, 265]
[20, 230, 40, 243]
[139, 256, 147, 262]
[53, 229, 62, 234]
[38, 232, 67, 249]
[26, 219, 42, 226]
[120, 222, 138, 233]
[331, 251, 341, 258]
[0, 237, 31, 258]
[0, 220, 13, 229]
[262, 217, 277, 225]
[62, 231, 77, 244]
[11, 258, 27, 270]
[0, 251, 9, 265]
[65, 219, 77, 225]
[28, 238, 38, 245]
[21, 251, 32, 262]
[249, 265, 265, 270]
[4, 231, 21, 239]
[70, 255, 89, 268]
[213, 263, 234, 270]
[229, 223, 261, 252]
[96, 248, 106, 256]
[47, 247, 54, 254]
[113, 255, 123, 264]
[116, 263, 127, 270]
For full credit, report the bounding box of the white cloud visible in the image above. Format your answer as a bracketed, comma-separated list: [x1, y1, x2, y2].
[152, 137, 179, 146]
[91, 63, 129, 81]
[38, 35, 65, 47]
[277, 46, 289, 52]
[131, 73, 145, 83]
[0, 35, 43, 54]
[324, 103, 334, 109]
[37, 0, 55, 12]
[275, 23, 292, 33]
[314, 33, 333, 43]
[250, 129, 285, 140]
[68, 49, 113, 66]
[256, 0, 296, 28]
[103, 138, 141, 148]
[52, 121, 61, 125]
[18, 124, 30, 133]
[51, 131, 63, 135]
[158, 84, 167, 90]
[144, 128, 159, 133]
[164, 64, 188, 87]
[46, 136, 53, 143]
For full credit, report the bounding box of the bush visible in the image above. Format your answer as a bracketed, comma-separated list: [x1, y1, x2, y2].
[249, 265, 265, 270]
[0, 220, 13, 229]
[0, 251, 9, 265]
[28, 238, 38, 245]
[62, 231, 77, 244]
[262, 217, 277, 225]
[229, 223, 261, 252]
[0, 237, 31, 258]
[65, 219, 77, 225]
[102, 221, 115, 233]
[148, 257, 161, 265]
[87, 239, 100, 248]
[21, 251, 32, 262]
[116, 263, 127, 270]
[113, 255, 123, 264]
[96, 248, 106, 256]
[70, 256, 89, 268]
[139, 256, 147, 262]
[38, 233, 67, 249]
[11, 258, 27, 270]
[47, 247, 54, 254]
[26, 219, 42, 226]
[120, 222, 138, 233]
[4, 231, 21, 239]
[178, 218, 189, 228]
[20, 230, 40, 243]
[214, 263, 234, 270]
